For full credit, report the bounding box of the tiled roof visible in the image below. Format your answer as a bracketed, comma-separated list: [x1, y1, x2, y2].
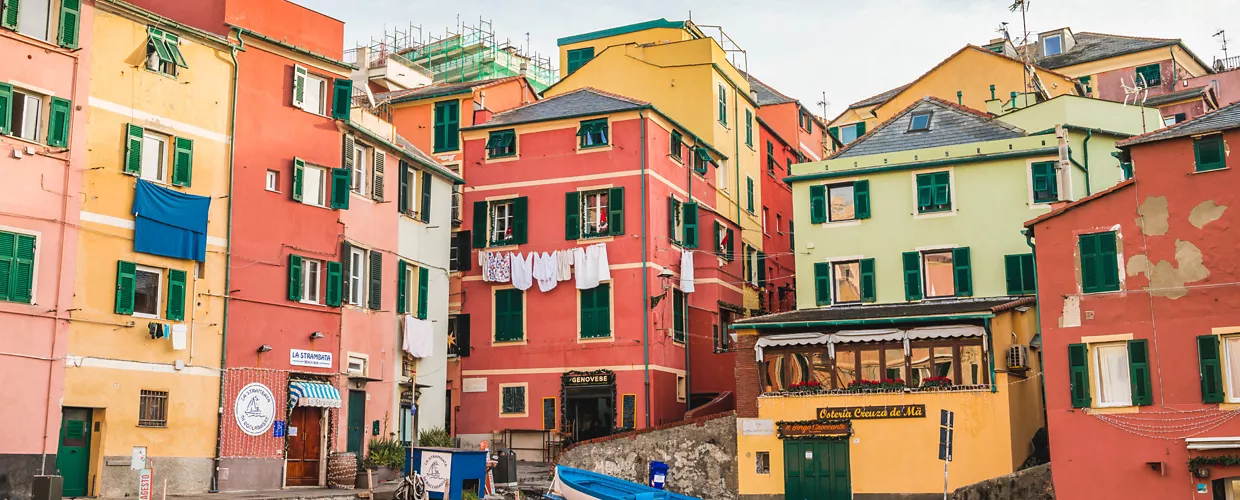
[848, 84, 911, 109]
[741, 72, 797, 106]
[733, 297, 1025, 327]
[556, 18, 687, 46]
[1034, 32, 1178, 69]
[1141, 86, 1212, 107]
[1118, 100, 1240, 147]
[375, 76, 525, 105]
[464, 88, 648, 129]
[832, 97, 1025, 159]
[1024, 179, 1135, 227]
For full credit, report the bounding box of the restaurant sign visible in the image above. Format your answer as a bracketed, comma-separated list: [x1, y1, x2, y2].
[817, 404, 926, 420]
[777, 419, 852, 439]
[563, 370, 615, 387]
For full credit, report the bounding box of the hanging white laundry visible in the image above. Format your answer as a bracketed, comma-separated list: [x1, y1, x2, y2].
[557, 249, 573, 281]
[534, 252, 558, 292]
[402, 314, 434, 358]
[479, 251, 491, 282]
[575, 246, 600, 289]
[680, 249, 695, 293]
[171, 324, 188, 350]
[595, 243, 611, 282]
[511, 252, 534, 291]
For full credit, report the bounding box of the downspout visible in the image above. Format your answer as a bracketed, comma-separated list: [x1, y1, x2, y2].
[985, 317, 997, 394]
[1081, 129, 1093, 196]
[211, 28, 244, 493]
[1022, 228, 1047, 419]
[639, 109, 651, 429]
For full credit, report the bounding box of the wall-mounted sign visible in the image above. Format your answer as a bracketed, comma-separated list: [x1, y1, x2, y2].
[273, 421, 286, 438]
[777, 419, 851, 439]
[421, 451, 453, 493]
[740, 419, 775, 436]
[564, 370, 615, 387]
[816, 404, 926, 420]
[138, 469, 152, 500]
[462, 378, 487, 393]
[234, 382, 276, 436]
[130, 446, 147, 470]
[290, 349, 333, 369]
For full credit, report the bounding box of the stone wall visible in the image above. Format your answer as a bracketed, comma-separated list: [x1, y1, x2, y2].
[558, 412, 737, 500]
[952, 464, 1054, 500]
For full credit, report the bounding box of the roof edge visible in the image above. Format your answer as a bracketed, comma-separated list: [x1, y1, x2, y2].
[556, 18, 687, 46]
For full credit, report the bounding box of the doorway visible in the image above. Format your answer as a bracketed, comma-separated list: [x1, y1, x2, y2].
[56, 408, 93, 497]
[783, 440, 850, 500]
[565, 388, 614, 442]
[286, 406, 323, 486]
[346, 390, 365, 455]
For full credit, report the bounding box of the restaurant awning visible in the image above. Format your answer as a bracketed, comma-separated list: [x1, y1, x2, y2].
[289, 381, 342, 409]
[754, 325, 988, 361]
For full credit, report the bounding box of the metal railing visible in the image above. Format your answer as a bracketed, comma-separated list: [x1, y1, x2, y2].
[1215, 55, 1240, 72]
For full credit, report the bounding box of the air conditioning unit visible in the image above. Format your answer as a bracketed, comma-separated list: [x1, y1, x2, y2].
[1007, 344, 1030, 371]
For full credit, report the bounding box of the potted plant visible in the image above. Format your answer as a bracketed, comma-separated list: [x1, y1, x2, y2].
[921, 376, 954, 390]
[363, 437, 406, 484]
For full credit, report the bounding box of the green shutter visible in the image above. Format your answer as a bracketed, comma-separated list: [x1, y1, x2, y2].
[148, 28, 173, 64]
[0, 232, 13, 302]
[745, 109, 753, 146]
[166, 269, 187, 321]
[916, 173, 933, 211]
[115, 261, 136, 315]
[673, 290, 685, 343]
[472, 201, 487, 248]
[444, 101, 460, 151]
[855, 121, 866, 136]
[331, 78, 353, 120]
[432, 102, 446, 152]
[609, 187, 624, 235]
[853, 180, 871, 219]
[566, 47, 594, 75]
[565, 191, 580, 240]
[330, 167, 351, 209]
[512, 196, 528, 244]
[1, 0, 18, 30]
[827, 126, 839, 141]
[1135, 63, 1161, 86]
[580, 284, 611, 338]
[814, 262, 831, 306]
[57, 0, 81, 49]
[368, 251, 382, 310]
[682, 202, 698, 248]
[1068, 343, 1091, 408]
[809, 184, 826, 224]
[746, 177, 754, 213]
[124, 124, 144, 175]
[726, 228, 735, 260]
[292, 158, 305, 202]
[397, 161, 409, 213]
[902, 251, 922, 301]
[859, 258, 876, 302]
[1195, 136, 1226, 172]
[287, 254, 302, 302]
[417, 267, 429, 320]
[0, 83, 11, 136]
[171, 137, 193, 186]
[292, 65, 307, 108]
[1199, 335, 1225, 403]
[713, 221, 723, 257]
[668, 198, 680, 245]
[1128, 339, 1152, 406]
[670, 131, 682, 159]
[419, 172, 432, 223]
[757, 251, 766, 288]
[1081, 232, 1119, 293]
[496, 289, 524, 342]
[952, 247, 972, 297]
[12, 234, 34, 304]
[1031, 162, 1058, 203]
[396, 260, 407, 314]
[718, 84, 727, 125]
[1005, 254, 1024, 295]
[325, 261, 342, 307]
[47, 97, 71, 148]
[164, 32, 187, 68]
[933, 172, 950, 207]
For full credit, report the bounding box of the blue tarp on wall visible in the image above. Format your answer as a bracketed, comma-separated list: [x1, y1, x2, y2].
[132, 179, 211, 262]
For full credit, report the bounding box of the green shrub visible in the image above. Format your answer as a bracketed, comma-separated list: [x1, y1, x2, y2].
[418, 426, 454, 447]
[365, 437, 405, 470]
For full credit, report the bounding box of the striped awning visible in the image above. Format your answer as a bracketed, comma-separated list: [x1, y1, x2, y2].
[289, 381, 341, 409]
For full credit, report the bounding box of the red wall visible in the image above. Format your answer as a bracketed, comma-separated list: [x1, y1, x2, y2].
[1033, 128, 1240, 500]
[224, 0, 345, 58]
[758, 123, 798, 314]
[123, 0, 227, 35]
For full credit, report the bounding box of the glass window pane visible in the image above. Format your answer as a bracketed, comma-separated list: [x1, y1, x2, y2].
[934, 346, 955, 383]
[833, 261, 861, 303]
[133, 269, 160, 316]
[1096, 344, 1132, 406]
[839, 124, 859, 144]
[924, 251, 955, 297]
[910, 347, 931, 386]
[885, 346, 907, 383]
[810, 352, 833, 390]
[828, 184, 855, 221]
[1227, 338, 1240, 402]
[762, 353, 785, 393]
[835, 350, 856, 388]
[860, 346, 881, 382]
[960, 344, 984, 385]
[788, 353, 812, 386]
[17, 0, 51, 41]
[141, 134, 167, 182]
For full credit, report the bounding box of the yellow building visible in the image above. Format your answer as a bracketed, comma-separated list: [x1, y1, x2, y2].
[547, 19, 763, 309]
[62, 2, 234, 496]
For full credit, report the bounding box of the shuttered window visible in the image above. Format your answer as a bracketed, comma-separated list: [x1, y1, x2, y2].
[165, 269, 187, 320]
[47, 97, 71, 148]
[713, 221, 734, 261]
[367, 252, 382, 310]
[1199, 335, 1225, 403]
[1194, 135, 1226, 172]
[325, 261, 342, 307]
[952, 247, 972, 297]
[672, 289, 687, 343]
[669, 131, 683, 161]
[58, 0, 81, 49]
[717, 84, 727, 125]
[744, 109, 753, 147]
[495, 288, 524, 342]
[417, 267, 429, 320]
[396, 260, 408, 315]
[433, 100, 460, 153]
[1004, 254, 1037, 295]
[813, 262, 831, 306]
[1067, 343, 1090, 408]
[286, 254, 302, 302]
[808, 185, 826, 224]
[1079, 231, 1119, 293]
[580, 284, 611, 339]
[330, 167, 351, 210]
[915, 171, 952, 213]
[486, 129, 517, 158]
[171, 137, 193, 186]
[0, 231, 36, 304]
[566, 47, 594, 75]
[1030, 161, 1058, 203]
[854, 180, 871, 219]
[902, 251, 923, 301]
[745, 176, 755, 213]
[1135, 63, 1161, 86]
[681, 202, 698, 249]
[859, 258, 876, 302]
[419, 172, 432, 223]
[577, 119, 609, 148]
[331, 78, 352, 120]
[1128, 339, 1152, 406]
[668, 198, 681, 245]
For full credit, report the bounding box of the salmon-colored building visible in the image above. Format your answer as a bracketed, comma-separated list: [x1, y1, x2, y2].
[1027, 102, 1240, 499]
[0, 0, 90, 497]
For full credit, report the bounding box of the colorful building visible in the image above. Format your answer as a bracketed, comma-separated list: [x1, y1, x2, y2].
[1027, 101, 1240, 500]
[453, 88, 744, 456]
[754, 116, 798, 315]
[0, 0, 89, 497]
[745, 73, 828, 163]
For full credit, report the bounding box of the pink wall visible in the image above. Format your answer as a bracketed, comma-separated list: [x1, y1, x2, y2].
[122, 0, 227, 36]
[225, 0, 345, 59]
[1185, 69, 1240, 108]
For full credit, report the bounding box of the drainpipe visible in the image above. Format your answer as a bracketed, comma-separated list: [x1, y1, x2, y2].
[985, 317, 997, 394]
[211, 28, 244, 494]
[1022, 229, 1042, 340]
[956, 91, 962, 105]
[1082, 129, 1093, 196]
[639, 110, 651, 429]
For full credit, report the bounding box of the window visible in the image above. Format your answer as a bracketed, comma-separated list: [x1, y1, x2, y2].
[922, 250, 955, 298]
[122, 125, 192, 186]
[828, 183, 856, 221]
[301, 164, 329, 208]
[8, 89, 42, 142]
[0, 230, 37, 304]
[693, 148, 712, 176]
[1135, 63, 1161, 86]
[1004, 254, 1037, 295]
[1195, 135, 1226, 172]
[580, 284, 611, 339]
[486, 129, 516, 158]
[433, 100, 460, 152]
[800, 111, 813, 132]
[744, 109, 753, 147]
[762, 207, 769, 235]
[672, 289, 686, 343]
[140, 130, 170, 183]
[577, 119, 608, 148]
[744, 245, 758, 284]
[676, 375, 687, 402]
[833, 261, 861, 303]
[138, 390, 168, 427]
[348, 248, 365, 306]
[351, 142, 368, 196]
[776, 214, 783, 234]
[473, 198, 527, 248]
[836, 122, 865, 145]
[915, 171, 952, 213]
[491, 201, 515, 246]
[745, 176, 755, 213]
[668, 198, 699, 249]
[581, 190, 610, 237]
[716, 158, 729, 190]
[500, 384, 527, 415]
[1079, 231, 1119, 293]
[766, 337, 990, 393]
[10, 0, 50, 40]
[717, 84, 728, 125]
[713, 221, 733, 260]
[766, 141, 776, 177]
[265, 170, 279, 192]
[1224, 336, 1240, 403]
[1080, 75, 1093, 96]
[1163, 113, 1187, 126]
[669, 131, 683, 162]
[301, 73, 327, 115]
[1093, 343, 1132, 407]
[145, 28, 185, 77]
[398, 261, 415, 315]
[132, 266, 162, 317]
[495, 288, 524, 342]
[900, 248, 971, 301]
[347, 354, 367, 377]
[1031, 161, 1059, 203]
[566, 47, 594, 75]
[449, 231, 466, 272]
[1042, 34, 1062, 56]
[908, 111, 933, 132]
[755, 452, 770, 474]
[301, 259, 321, 303]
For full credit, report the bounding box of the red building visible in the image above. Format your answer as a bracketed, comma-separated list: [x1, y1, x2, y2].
[1027, 101, 1240, 499]
[453, 88, 743, 454]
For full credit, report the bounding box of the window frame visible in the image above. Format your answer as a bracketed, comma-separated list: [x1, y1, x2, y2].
[265, 170, 280, 192]
[577, 118, 609, 149]
[914, 170, 953, 214]
[346, 353, 368, 377]
[11, 0, 53, 42]
[301, 163, 329, 208]
[351, 141, 368, 197]
[1042, 34, 1062, 56]
[499, 383, 528, 416]
[827, 182, 857, 222]
[9, 89, 44, 142]
[580, 189, 611, 238]
[348, 248, 366, 306]
[1030, 161, 1060, 204]
[0, 229, 39, 304]
[138, 390, 169, 428]
[669, 130, 684, 163]
[489, 200, 516, 247]
[838, 123, 861, 145]
[832, 260, 862, 305]
[717, 83, 728, 126]
[921, 250, 956, 299]
[1194, 135, 1226, 172]
[140, 129, 171, 184]
[301, 73, 328, 116]
[1135, 63, 1162, 87]
[486, 129, 517, 159]
[762, 336, 990, 393]
[1091, 342, 1133, 408]
[301, 258, 322, 305]
[907, 111, 933, 132]
[131, 265, 164, 319]
[1223, 335, 1240, 403]
[145, 28, 180, 78]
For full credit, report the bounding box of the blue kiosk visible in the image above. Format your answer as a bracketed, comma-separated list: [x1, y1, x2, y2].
[408, 447, 489, 500]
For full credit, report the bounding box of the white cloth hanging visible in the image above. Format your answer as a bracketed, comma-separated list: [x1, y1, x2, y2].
[402, 314, 434, 358]
[680, 249, 695, 293]
[574, 247, 597, 289]
[511, 252, 534, 291]
[557, 250, 573, 281]
[171, 324, 188, 350]
[595, 243, 611, 282]
[534, 252, 558, 292]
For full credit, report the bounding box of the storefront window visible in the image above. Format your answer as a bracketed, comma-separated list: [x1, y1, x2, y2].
[762, 353, 786, 392]
[910, 347, 932, 386]
[961, 345, 984, 385]
[859, 346, 882, 381]
[759, 337, 989, 393]
[934, 346, 955, 383]
[788, 353, 813, 386]
[885, 346, 907, 381]
[835, 350, 856, 388]
[811, 352, 834, 390]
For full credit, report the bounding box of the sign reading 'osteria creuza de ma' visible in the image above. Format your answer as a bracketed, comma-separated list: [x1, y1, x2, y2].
[817, 404, 927, 420]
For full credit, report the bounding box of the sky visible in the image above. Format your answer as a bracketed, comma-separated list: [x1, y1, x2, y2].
[293, 0, 1236, 120]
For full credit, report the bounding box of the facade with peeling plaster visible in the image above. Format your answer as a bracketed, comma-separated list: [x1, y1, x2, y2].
[1027, 102, 1240, 500]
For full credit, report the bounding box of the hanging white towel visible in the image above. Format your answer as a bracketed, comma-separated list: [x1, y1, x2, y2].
[680, 249, 695, 293]
[511, 252, 534, 291]
[402, 314, 434, 358]
[595, 243, 611, 282]
[171, 324, 188, 350]
[574, 246, 599, 289]
[479, 250, 490, 282]
[534, 252, 557, 292]
[557, 249, 573, 281]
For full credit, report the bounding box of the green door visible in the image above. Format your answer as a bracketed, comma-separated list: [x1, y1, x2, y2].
[347, 390, 366, 454]
[784, 439, 850, 500]
[56, 408, 92, 497]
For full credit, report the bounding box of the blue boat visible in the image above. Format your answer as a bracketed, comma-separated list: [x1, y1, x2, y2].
[545, 465, 701, 500]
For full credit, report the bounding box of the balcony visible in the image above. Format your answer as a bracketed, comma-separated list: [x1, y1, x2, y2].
[345, 45, 434, 91]
[1215, 55, 1240, 73]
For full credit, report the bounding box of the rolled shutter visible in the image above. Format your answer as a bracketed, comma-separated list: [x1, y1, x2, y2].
[417, 267, 429, 320]
[902, 251, 922, 301]
[0, 83, 11, 135]
[472, 201, 487, 248]
[1, 0, 17, 30]
[287, 254, 303, 302]
[682, 202, 698, 248]
[166, 269, 187, 321]
[368, 251, 382, 310]
[373, 151, 385, 203]
[608, 187, 624, 235]
[326, 261, 342, 307]
[859, 258, 876, 302]
[124, 125, 144, 175]
[809, 184, 826, 224]
[292, 158, 305, 202]
[1198, 335, 1224, 403]
[512, 196, 528, 244]
[419, 172, 432, 223]
[331, 78, 352, 120]
[814, 262, 831, 306]
[456, 314, 471, 357]
[115, 261, 136, 315]
[47, 97, 71, 148]
[1068, 343, 1091, 408]
[952, 247, 972, 297]
[12, 234, 35, 304]
[1128, 339, 1152, 406]
[172, 137, 193, 186]
[292, 65, 307, 109]
[396, 260, 407, 314]
[330, 168, 351, 209]
[565, 191, 580, 240]
[853, 180, 870, 219]
[57, 0, 80, 49]
[398, 161, 409, 213]
[340, 241, 352, 304]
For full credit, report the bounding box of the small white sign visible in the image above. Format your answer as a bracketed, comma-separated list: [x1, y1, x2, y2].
[421, 451, 453, 493]
[462, 377, 488, 393]
[288, 426, 298, 437]
[290, 349, 333, 369]
[740, 419, 774, 436]
[805, 451, 813, 460]
[234, 383, 276, 436]
[138, 469, 152, 500]
[130, 446, 147, 470]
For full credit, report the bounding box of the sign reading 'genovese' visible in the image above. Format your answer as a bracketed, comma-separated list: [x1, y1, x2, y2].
[565, 373, 614, 386]
[816, 404, 927, 420]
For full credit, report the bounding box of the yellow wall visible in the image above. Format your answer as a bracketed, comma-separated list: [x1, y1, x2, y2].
[558, 26, 695, 77]
[67, 7, 233, 489]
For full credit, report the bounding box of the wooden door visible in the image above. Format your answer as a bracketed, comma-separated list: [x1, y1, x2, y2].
[784, 440, 850, 500]
[56, 408, 92, 497]
[286, 406, 323, 486]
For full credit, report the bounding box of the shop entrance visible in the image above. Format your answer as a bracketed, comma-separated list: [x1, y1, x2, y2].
[56, 407, 93, 497]
[286, 406, 323, 486]
[562, 370, 616, 443]
[783, 440, 850, 500]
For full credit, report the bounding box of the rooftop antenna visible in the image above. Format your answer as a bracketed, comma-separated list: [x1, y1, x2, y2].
[816, 92, 830, 120]
[1216, 30, 1229, 62]
[1008, 0, 1033, 101]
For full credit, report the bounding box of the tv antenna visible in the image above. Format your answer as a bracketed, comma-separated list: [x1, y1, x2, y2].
[1007, 0, 1033, 96]
[1216, 30, 1229, 62]
[817, 92, 830, 120]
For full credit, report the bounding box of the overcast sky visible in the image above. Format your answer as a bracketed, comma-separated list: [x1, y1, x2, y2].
[294, 0, 1235, 119]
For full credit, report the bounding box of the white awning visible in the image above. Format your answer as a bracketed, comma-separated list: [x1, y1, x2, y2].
[829, 328, 902, 343]
[905, 325, 986, 340]
[754, 332, 830, 361]
[755, 325, 987, 361]
[1187, 437, 1240, 450]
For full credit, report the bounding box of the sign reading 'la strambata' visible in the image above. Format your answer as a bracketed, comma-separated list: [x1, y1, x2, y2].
[817, 404, 926, 420]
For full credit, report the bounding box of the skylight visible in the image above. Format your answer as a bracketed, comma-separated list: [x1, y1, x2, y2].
[908, 112, 933, 132]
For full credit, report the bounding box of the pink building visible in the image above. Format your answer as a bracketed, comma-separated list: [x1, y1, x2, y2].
[0, 1, 91, 498]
